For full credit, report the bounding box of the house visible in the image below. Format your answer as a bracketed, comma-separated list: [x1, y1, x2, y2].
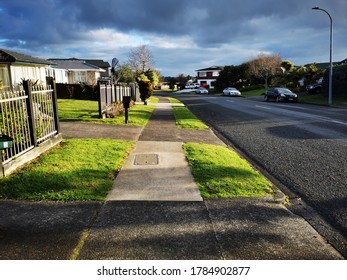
[195, 66, 223, 88]
[48, 58, 106, 85]
[84, 59, 110, 77]
[0, 49, 52, 90]
[304, 58, 347, 70]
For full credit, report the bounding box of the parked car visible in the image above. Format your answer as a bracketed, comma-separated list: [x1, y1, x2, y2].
[195, 87, 208, 94]
[185, 83, 200, 89]
[306, 78, 323, 94]
[223, 87, 241, 96]
[264, 88, 298, 102]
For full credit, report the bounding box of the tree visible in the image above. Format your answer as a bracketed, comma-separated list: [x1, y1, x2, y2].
[128, 45, 154, 78]
[246, 53, 282, 89]
[145, 69, 161, 88]
[113, 63, 134, 84]
[177, 73, 190, 90]
[281, 60, 295, 72]
[215, 64, 248, 91]
[137, 73, 153, 104]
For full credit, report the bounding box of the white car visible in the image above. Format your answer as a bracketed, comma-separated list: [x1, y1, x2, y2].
[223, 87, 241, 96]
[185, 83, 200, 89]
[195, 87, 208, 94]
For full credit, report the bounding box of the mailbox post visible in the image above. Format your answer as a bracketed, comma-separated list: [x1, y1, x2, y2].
[0, 134, 13, 176]
[123, 96, 131, 124]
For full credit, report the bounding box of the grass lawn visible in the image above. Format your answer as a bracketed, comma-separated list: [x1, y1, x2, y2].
[0, 139, 134, 201]
[184, 143, 274, 198]
[167, 97, 208, 130]
[298, 94, 347, 106]
[58, 98, 157, 126]
[241, 88, 266, 97]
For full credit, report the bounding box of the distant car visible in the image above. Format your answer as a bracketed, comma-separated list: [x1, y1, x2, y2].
[223, 87, 241, 96]
[306, 79, 323, 94]
[195, 87, 208, 94]
[185, 83, 200, 89]
[264, 88, 298, 102]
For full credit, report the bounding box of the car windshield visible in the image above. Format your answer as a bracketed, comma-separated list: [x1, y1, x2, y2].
[277, 88, 292, 94]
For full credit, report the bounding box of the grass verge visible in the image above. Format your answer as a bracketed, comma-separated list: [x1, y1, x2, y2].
[240, 88, 265, 97]
[0, 139, 134, 201]
[58, 98, 157, 126]
[184, 143, 274, 198]
[169, 100, 209, 130]
[299, 94, 347, 106]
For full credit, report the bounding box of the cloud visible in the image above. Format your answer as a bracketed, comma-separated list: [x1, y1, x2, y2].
[0, 0, 346, 76]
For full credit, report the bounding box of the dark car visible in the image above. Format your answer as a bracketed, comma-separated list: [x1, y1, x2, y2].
[306, 79, 323, 94]
[264, 88, 298, 102]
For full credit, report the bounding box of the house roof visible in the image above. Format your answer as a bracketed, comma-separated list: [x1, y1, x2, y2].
[304, 58, 347, 69]
[48, 58, 105, 72]
[84, 59, 110, 68]
[0, 49, 52, 65]
[195, 66, 223, 72]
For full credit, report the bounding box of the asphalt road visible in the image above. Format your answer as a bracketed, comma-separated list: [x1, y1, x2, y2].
[174, 93, 347, 244]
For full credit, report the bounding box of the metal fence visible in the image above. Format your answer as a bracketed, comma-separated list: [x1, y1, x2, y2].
[98, 84, 133, 118]
[0, 79, 60, 165]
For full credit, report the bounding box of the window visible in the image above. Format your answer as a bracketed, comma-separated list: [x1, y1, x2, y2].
[0, 65, 10, 89]
[74, 71, 87, 83]
[199, 71, 207, 77]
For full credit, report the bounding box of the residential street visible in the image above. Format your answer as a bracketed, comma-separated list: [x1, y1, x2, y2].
[175, 93, 347, 255]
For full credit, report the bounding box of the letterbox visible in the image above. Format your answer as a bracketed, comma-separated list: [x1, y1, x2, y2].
[123, 96, 131, 109]
[0, 135, 13, 150]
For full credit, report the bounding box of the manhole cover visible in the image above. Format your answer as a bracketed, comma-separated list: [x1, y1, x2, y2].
[134, 154, 159, 165]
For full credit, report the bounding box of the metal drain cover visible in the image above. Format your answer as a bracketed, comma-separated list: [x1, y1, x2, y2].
[134, 154, 159, 165]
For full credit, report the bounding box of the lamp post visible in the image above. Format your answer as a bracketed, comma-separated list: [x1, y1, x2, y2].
[312, 6, 333, 105]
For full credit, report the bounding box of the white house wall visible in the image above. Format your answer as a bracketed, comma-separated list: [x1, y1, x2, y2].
[10, 64, 47, 86]
[53, 69, 68, 84]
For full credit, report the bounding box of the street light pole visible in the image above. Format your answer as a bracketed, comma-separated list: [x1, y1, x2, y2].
[312, 6, 333, 105]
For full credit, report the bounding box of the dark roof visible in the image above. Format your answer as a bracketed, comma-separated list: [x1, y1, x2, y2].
[0, 49, 51, 65]
[84, 59, 110, 68]
[304, 58, 347, 69]
[48, 59, 105, 72]
[195, 66, 223, 72]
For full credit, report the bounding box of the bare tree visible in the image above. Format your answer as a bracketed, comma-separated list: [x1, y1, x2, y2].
[128, 45, 154, 78]
[246, 53, 282, 88]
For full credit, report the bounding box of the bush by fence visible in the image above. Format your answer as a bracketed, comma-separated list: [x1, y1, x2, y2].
[56, 83, 98, 100]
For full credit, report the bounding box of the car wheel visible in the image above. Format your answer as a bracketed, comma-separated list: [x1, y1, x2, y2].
[276, 96, 280, 102]
[264, 95, 269, 102]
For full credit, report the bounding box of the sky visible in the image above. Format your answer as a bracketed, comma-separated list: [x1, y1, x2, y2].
[0, 0, 346, 77]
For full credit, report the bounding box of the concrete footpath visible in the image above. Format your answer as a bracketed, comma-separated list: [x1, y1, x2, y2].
[0, 96, 344, 260]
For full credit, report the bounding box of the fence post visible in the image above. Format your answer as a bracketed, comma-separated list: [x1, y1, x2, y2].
[23, 80, 38, 147]
[48, 77, 60, 134]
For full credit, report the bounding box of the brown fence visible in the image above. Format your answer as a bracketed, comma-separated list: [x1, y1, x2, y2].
[56, 83, 98, 100]
[0, 79, 61, 176]
[98, 83, 139, 118]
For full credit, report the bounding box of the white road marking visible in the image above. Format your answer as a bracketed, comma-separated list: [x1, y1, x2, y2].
[255, 105, 271, 110]
[331, 120, 347, 126]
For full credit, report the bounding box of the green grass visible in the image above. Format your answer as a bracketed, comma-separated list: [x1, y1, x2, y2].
[167, 97, 182, 104]
[184, 143, 274, 198]
[241, 88, 266, 97]
[299, 94, 347, 106]
[58, 98, 156, 126]
[0, 139, 134, 201]
[166, 97, 209, 129]
[172, 106, 209, 130]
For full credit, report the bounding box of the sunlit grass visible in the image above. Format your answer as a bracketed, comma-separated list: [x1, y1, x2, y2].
[184, 143, 274, 198]
[58, 99, 156, 126]
[172, 106, 208, 130]
[0, 139, 134, 201]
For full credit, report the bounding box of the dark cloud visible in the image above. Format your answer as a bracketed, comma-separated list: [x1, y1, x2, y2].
[0, 0, 346, 75]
